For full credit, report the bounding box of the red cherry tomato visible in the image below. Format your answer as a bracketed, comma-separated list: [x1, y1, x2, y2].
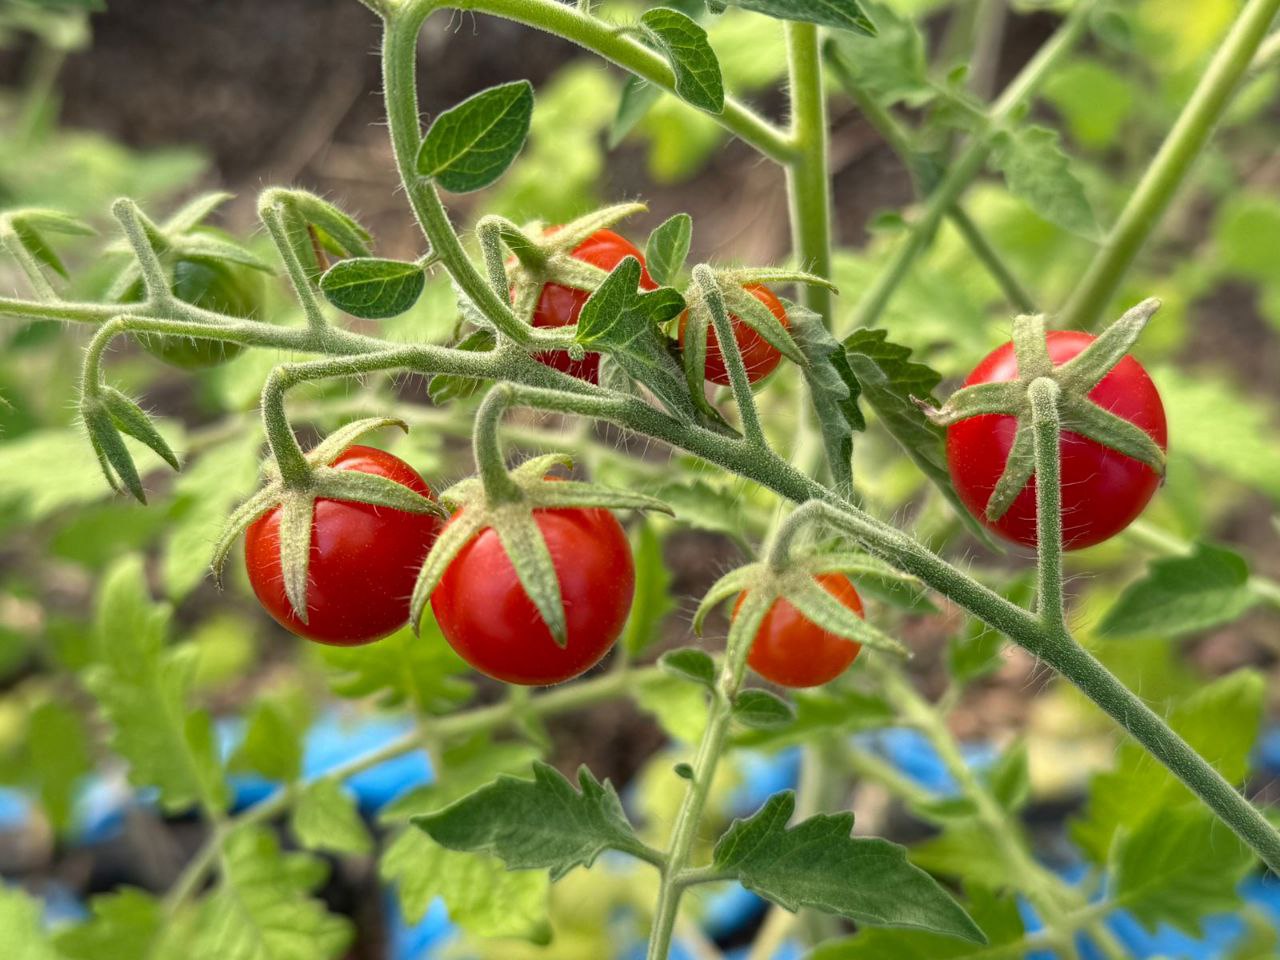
[735, 573, 864, 688]
[679, 283, 789, 386]
[527, 229, 657, 383]
[946, 331, 1168, 550]
[244, 445, 442, 646]
[431, 505, 635, 685]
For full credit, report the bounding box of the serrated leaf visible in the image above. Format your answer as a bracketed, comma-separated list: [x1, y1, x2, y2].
[1101, 542, 1257, 637]
[190, 828, 352, 960]
[641, 8, 724, 114]
[713, 792, 983, 940]
[54, 889, 165, 960]
[291, 780, 372, 855]
[26, 699, 92, 832]
[414, 762, 650, 879]
[381, 827, 550, 941]
[645, 213, 693, 286]
[824, 2, 931, 108]
[733, 687, 894, 749]
[232, 698, 305, 783]
[85, 557, 227, 813]
[724, 0, 874, 32]
[417, 80, 534, 193]
[319, 620, 473, 714]
[0, 887, 61, 960]
[624, 521, 674, 655]
[660, 646, 717, 689]
[791, 304, 862, 494]
[633, 672, 710, 744]
[733, 689, 794, 728]
[990, 126, 1097, 237]
[1111, 809, 1253, 935]
[1072, 670, 1264, 863]
[319, 257, 426, 319]
[986, 741, 1029, 813]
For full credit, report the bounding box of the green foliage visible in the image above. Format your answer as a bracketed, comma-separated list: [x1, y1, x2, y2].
[1101, 542, 1257, 637]
[319, 257, 427, 319]
[644, 213, 693, 286]
[290, 780, 372, 855]
[660, 646, 718, 688]
[640, 8, 724, 113]
[722, 0, 874, 34]
[989, 126, 1097, 238]
[418, 81, 535, 193]
[731, 688, 794, 728]
[624, 521, 675, 655]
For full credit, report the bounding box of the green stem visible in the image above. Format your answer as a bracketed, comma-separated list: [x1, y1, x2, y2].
[784, 22, 834, 324]
[472, 384, 529, 502]
[949, 206, 1037, 313]
[694, 265, 766, 446]
[260, 202, 329, 333]
[846, 3, 1092, 330]
[1029, 377, 1066, 632]
[1058, 0, 1280, 330]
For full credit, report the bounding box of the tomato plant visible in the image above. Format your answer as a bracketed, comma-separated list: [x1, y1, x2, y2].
[3, 0, 1280, 957]
[244, 445, 442, 645]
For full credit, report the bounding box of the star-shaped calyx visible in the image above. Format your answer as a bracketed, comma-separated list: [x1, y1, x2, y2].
[210, 417, 447, 623]
[918, 298, 1167, 524]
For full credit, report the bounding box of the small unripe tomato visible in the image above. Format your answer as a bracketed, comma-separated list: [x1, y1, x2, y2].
[123, 257, 261, 369]
[946, 331, 1168, 550]
[431, 505, 635, 685]
[679, 284, 789, 386]
[244, 446, 442, 646]
[527, 229, 657, 383]
[735, 573, 864, 688]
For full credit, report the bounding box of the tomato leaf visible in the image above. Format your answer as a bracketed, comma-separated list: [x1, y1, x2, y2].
[732, 687, 894, 749]
[823, 2, 931, 108]
[319, 620, 473, 714]
[414, 762, 651, 879]
[417, 80, 534, 193]
[624, 521, 675, 655]
[712, 791, 984, 941]
[660, 646, 717, 689]
[989, 126, 1097, 238]
[54, 890, 166, 960]
[428, 328, 496, 403]
[791, 304, 862, 496]
[645, 212, 693, 287]
[1100, 542, 1257, 638]
[732, 689, 795, 728]
[291, 780, 372, 856]
[640, 8, 724, 114]
[609, 76, 662, 148]
[722, 0, 875, 34]
[0, 886, 63, 960]
[319, 257, 426, 319]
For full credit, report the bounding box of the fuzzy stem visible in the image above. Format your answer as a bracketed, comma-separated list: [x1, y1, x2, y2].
[1029, 377, 1066, 632]
[472, 385, 527, 503]
[694, 265, 766, 446]
[260, 203, 330, 333]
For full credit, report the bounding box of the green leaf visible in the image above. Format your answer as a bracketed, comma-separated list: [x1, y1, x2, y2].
[319, 258, 426, 319]
[733, 687, 894, 749]
[190, 828, 351, 960]
[1072, 670, 1264, 863]
[27, 698, 92, 832]
[989, 126, 1097, 237]
[640, 8, 724, 114]
[632, 672, 709, 744]
[232, 698, 305, 783]
[1101, 542, 1257, 637]
[823, 2, 931, 108]
[908, 823, 1011, 891]
[724, 0, 875, 33]
[381, 828, 550, 942]
[986, 741, 1029, 813]
[54, 889, 165, 960]
[609, 76, 662, 148]
[417, 80, 535, 193]
[414, 762, 650, 879]
[1042, 59, 1134, 150]
[85, 557, 227, 813]
[428, 328, 496, 404]
[1111, 809, 1253, 934]
[0, 886, 62, 960]
[291, 780, 372, 855]
[575, 257, 695, 419]
[660, 646, 717, 689]
[645, 213, 693, 286]
[791, 304, 862, 495]
[733, 689, 795, 728]
[713, 792, 983, 941]
[624, 522, 674, 655]
[318, 619, 473, 713]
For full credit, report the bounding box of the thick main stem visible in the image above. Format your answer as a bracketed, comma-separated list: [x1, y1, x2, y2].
[1058, 0, 1280, 330]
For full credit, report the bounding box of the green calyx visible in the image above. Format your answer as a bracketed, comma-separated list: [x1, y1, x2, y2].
[692, 551, 913, 660]
[920, 298, 1167, 523]
[407, 452, 672, 646]
[210, 417, 446, 624]
[475, 202, 649, 353]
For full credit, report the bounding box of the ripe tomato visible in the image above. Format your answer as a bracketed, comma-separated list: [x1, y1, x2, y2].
[244, 445, 442, 646]
[527, 229, 657, 383]
[736, 573, 863, 688]
[123, 257, 260, 369]
[431, 505, 635, 685]
[946, 331, 1168, 550]
[679, 283, 789, 386]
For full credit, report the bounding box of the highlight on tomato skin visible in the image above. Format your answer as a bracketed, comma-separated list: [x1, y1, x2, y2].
[526, 228, 657, 384]
[243, 445, 442, 646]
[430, 504, 636, 685]
[735, 572, 864, 689]
[946, 331, 1168, 550]
[678, 283, 790, 386]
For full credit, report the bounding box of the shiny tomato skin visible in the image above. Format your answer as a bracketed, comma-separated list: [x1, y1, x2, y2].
[244, 445, 442, 646]
[679, 284, 788, 386]
[737, 573, 864, 688]
[946, 331, 1168, 550]
[431, 505, 635, 685]
[529, 229, 657, 383]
